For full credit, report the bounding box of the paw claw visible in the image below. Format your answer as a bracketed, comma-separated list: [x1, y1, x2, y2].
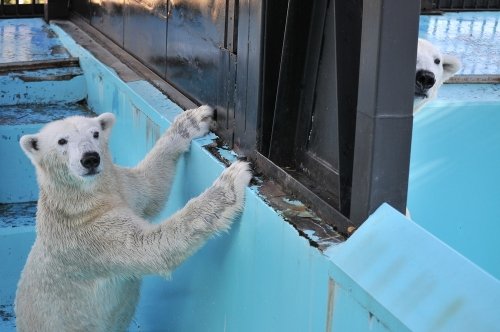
[173, 105, 215, 141]
[220, 161, 252, 189]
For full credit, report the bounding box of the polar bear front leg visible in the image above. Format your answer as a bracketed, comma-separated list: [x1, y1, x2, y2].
[165, 105, 215, 153]
[96, 161, 252, 277]
[125, 105, 214, 218]
[156, 160, 252, 272]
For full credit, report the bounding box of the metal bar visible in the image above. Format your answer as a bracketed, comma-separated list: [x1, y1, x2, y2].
[334, 0, 363, 216]
[349, 0, 420, 225]
[233, 0, 263, 154]
[267, 0, 314, 163]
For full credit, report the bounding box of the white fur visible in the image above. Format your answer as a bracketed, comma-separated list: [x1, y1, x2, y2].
[413, 38, 461, 113]
[15, 105, 252, 332]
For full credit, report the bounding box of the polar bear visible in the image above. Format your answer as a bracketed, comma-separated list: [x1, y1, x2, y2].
[414, 38, 461, 113]
[15, 105, 252, 332]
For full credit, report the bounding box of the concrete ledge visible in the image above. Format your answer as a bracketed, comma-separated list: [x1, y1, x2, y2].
[327, 204, 500, 331]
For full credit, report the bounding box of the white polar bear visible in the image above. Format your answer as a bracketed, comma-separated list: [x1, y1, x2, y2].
[414, 38, 461, 113]
[15, 105, 252, 332]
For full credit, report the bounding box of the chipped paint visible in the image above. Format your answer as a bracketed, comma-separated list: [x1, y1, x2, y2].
[194, 131, 217, 146]
[303, 229, 320, 242]
[282, 197, 303, 206]
[0, 304, 15, 329]
[257, 179, 345, 250]
[0, 67, 86, 105]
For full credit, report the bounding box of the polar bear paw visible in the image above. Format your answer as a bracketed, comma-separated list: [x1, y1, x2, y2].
[216, 161, 252, 198]
[171, 105, 214, 143]
[204, 161, 252, 231]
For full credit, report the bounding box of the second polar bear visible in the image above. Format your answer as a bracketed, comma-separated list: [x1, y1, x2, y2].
[15, 106, 252, 332]
[414, 38, 461, 113]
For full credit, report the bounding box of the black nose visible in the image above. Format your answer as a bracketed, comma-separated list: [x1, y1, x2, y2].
[416, 70, 436, 90]
[80, 152, 100, 170]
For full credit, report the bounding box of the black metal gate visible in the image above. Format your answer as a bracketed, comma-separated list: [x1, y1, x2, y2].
[69, 0, 422, 235]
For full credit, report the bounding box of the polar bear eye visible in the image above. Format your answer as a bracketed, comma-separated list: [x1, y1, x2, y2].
[58, 138, 68, 146]
[93, 131, 99, 139]
[434, 58, 441, 65]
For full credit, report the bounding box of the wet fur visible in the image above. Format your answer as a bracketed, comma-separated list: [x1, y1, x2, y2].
[15, 106, 251, 332]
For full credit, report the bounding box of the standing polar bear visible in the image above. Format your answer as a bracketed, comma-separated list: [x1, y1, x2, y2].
[15, 105, 252, 332]
[414, 38, 461, 113]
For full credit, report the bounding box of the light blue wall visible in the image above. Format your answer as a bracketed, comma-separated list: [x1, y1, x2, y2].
[409, 94, 500, 279]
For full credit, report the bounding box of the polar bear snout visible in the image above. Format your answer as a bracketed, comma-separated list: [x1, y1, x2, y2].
[80, 151, 101, 173]
[415, 69, 436, 96]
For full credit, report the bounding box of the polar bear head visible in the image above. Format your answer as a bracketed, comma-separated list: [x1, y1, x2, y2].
[414, 38, 461, 113]
[20, 113, 116, 188]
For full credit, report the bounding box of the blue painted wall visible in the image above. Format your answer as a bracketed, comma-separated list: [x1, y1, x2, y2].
[409, 96, 500, 279]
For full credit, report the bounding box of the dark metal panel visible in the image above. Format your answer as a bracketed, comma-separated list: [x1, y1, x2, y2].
[334, 0, 363, 215]
[123, 0, 167, 78]
[258, 0, 287, 155]
[301, 1, 339, 171]
[350, 0, 419, 225]
[165, 0, 227, 106]
[90, 0, 125, 47]
[72, 0, 92, 20]
[225, 0, 238, 54]
[215, 49, 237, 145]
[233, 0, 262, 154]
[293, 0, 340, 210]
[215, 1, 238, 146]
[266, 0, 314, 164]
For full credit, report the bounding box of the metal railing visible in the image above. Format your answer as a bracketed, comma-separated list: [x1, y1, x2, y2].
[421, 0, 500, 12]
[0, 0, 45, 18]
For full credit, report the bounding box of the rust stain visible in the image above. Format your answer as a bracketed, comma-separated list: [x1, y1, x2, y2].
[431, 298, 465, 330]
[325, 278, 336, 332]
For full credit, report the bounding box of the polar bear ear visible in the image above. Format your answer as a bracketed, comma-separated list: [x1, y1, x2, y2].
[96, 113, 116, 132]
[20, 134, 40, 157]
[442, 54, 461, 82]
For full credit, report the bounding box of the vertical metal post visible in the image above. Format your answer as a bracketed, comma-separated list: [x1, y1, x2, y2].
[233, 0, 263, 154]
[349, 0, 420, 225]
